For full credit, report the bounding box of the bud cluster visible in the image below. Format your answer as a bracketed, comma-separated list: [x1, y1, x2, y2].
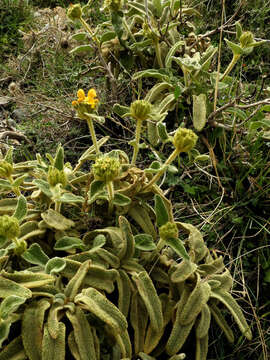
[47, 166, 67, 188]
[159, 221, 179, 241]
[0, 215, 20, 240]
[67, 4, 82, 21]
[92, 156, 121, 183]
[130, 100, 153, 122]
[102, 0, 123, 12]
[0, 160, 13, 178]
[173, 128, 198, 153]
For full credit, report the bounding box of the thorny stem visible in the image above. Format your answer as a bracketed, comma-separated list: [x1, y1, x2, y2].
[131, 119, 143, 165]
[107, 181, 114, 215]
[86, 116, 100, 155]
[143, 148, 180, 191]
[220, 53, 241, 81]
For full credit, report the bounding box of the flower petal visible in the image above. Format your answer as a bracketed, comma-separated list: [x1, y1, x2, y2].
[77, 89, 85, 100]
[88, 89, 97, 98]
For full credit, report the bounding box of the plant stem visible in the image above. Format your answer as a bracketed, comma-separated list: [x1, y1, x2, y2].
[86, 116, 100, 155]
[131, 119, 143, 165]
[107, 181, 114, 215]
[80, 16, 117, 98]
[79, 17, 99, 45]
[154, 40, 163, 68]
[220, 53, 241, 81]
[143, 148, 179, 191]
[55, 201, 61, 213]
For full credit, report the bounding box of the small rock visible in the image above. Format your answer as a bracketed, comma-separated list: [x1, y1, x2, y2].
[12, 109, 27, 122]
[0, 96, 13, 107]
[6, 118, 17, 129]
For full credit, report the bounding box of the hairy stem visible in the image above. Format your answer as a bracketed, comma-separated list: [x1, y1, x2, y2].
[107, 181, 114, 215]
[143, 148, 179, 190]
[220, 53, 241, 81]
[131, 119, 143, 165]
[86, 116, 100, 155]
[154, 40, 164, 68]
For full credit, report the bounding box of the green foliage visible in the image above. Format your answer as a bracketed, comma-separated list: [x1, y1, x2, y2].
[0, 0, 32, 59]
[0, 93, 253, 359]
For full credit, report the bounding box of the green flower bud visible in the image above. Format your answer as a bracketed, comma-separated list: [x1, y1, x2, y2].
[173, 128, 198, 153]
[0, 215, 20, 239]
[142, 21, 159, 41]
[0, 160, 13, 178]
[159, 222, 178, 241]
[67, 4, 82, 21]
[47, 166, 67, 188]
[92, 156, 121, 183]
[102, 0, 122, 12]
[130, 100, 152, 122]
[14, 239, 27, 256]
[239, 31, 254, 48]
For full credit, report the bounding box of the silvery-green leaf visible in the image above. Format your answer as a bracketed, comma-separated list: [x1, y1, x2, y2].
[0, 321, 11, 348]
[13, 195, 27, 223]
[45, 257, 66, 275]
[134, 234, 156, 251]
[0, 278, 32, 299]
[193, 93, 207, 131]
[41, 209, 75, 231]
[71, 32, 88, 42]
[33, 179, 52, 198]
[0, 198, 17, 214]
[113, 193, 131, 206]
[54, 236, 85, 251]
[0, 295, 26, 320]
[165, 40, 185, 68]
[0, 179, 12, 189]
[59, 193, 84, 203]
[100, 31, 116, 43]
[53, 145, 64, 171]
[22, 243, 49, 266]
[70, 45, 93, 55]
[236, 22, 243, 40]
[166, 237, 189, 260]
[155, 194, 169, 227]
[12, 175, 28, 188]
[225, 39, 244, 55]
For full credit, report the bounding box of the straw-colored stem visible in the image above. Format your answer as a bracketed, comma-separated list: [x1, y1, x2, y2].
[143, 148, 179, 190]
[131, 119, 143, 165]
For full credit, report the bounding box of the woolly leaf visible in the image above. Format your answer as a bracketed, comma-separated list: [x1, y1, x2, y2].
[54, 236, 85, 251]
[134, 234, 156, 251]
[45, 257, 66, 275]
[22, 243, 49, 266]
[155, 194, 169, 227]
[0, 295, 27, 320]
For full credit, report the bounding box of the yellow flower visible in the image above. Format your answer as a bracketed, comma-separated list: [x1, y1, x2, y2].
[77, 89, 85, 103]
[86, 89, 99, 109]
[72, 88, 99, 110]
